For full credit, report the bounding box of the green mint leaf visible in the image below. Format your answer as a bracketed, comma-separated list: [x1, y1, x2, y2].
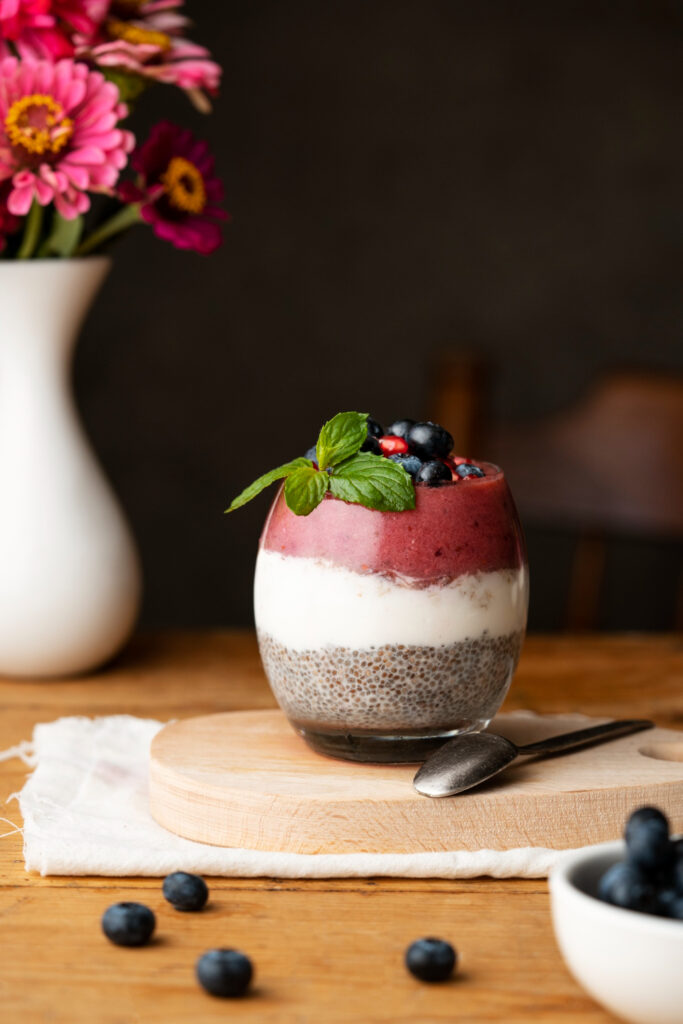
[316, 411, 368, 471]
[225, 458, 313, 512]
[329, 452, 415, 512]
[284, 466, 329, 515]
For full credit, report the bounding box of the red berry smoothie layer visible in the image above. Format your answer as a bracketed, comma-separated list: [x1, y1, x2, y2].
[261, 463, 526, 582]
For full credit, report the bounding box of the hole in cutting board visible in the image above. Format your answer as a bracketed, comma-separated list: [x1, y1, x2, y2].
[639, 742, 683, 763]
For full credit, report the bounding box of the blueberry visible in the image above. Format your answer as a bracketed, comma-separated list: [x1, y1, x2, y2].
[674, 842, 683, 894]
[386, 418, 415, 441]
[360, 435, 382, 455]
[665, 848, 683, 896]
[625, 807, 673, 873]
[405, 938, 457, 983]
[196, 949, 253, 998]
[366, 417, 384, 439]
[407, 421, 453, 459]
[101, 902, 156, 947]
[626, 806, 670, 836]
[162, 871, 209, 912]
[597, 861, 657, 913]
[655, 886, 679, 917]
[416, 460, 452, 486]
[304, 445, 317, 462]
[389, 453, 423, 479]
[456, 463, 485, 479]
[668, 896, 683, 920]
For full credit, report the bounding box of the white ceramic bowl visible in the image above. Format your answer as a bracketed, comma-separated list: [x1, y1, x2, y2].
[550, 839, 683, 1024]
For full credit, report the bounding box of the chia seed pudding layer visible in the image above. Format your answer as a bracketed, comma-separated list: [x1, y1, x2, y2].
[258, 630, 524, 732]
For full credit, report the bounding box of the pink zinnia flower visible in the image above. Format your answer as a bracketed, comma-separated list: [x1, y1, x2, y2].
[0, 56, 134, 218]
[0, 0, 105, 60]
[78, 0, 221, 110]
[119, 120, 227, 254]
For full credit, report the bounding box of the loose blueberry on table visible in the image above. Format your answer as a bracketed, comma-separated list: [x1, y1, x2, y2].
[196, 948, 254, 997]
[405, 937, 457, 982]
[101, 902, 156, 947]
[162, 871, 209, 912]
[598, 806, 683, 918]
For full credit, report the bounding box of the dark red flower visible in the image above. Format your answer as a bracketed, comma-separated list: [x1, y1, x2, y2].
[120, 120, 227, 255]
[0, 181, 22, 251]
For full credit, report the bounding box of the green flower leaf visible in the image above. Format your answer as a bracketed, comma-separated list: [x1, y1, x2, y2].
[102, 69, 149, 107]
[329, 452, 415, 512]
[284, 466, 330, 515]
[316, 411, 368, 471]
[225, 458, 313, 512]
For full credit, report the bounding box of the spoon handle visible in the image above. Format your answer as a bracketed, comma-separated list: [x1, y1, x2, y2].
[517, 718, 653, 756]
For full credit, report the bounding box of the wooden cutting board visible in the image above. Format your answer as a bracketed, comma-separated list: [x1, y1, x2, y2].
[149, 710, 683, 855]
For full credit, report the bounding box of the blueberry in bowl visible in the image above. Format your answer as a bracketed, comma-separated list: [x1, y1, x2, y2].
[550, 807, 683, 1024]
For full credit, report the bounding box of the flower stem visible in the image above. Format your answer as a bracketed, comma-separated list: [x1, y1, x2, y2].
[16, 201, 44, 260]
[75, 203, 142, 257]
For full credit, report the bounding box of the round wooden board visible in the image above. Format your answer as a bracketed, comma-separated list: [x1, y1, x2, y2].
[149, 710, 683, 855]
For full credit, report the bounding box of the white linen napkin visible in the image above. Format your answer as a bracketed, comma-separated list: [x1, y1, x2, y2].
[4, 714, 579, 878]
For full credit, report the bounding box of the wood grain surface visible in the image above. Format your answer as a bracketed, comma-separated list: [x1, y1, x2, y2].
[149, 709, 683, 854]
[1, 631, 682, 1023]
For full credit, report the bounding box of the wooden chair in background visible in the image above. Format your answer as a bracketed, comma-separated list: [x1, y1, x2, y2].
[430, 358, 683, 630]
[429, 351, 490, 458]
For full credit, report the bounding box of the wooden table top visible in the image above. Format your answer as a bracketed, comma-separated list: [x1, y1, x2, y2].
[1, 632, 681, 1023]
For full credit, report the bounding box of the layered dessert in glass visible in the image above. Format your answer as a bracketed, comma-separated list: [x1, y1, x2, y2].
[253, 420, 528, 762]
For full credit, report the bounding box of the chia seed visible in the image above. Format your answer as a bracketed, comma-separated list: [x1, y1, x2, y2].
[258, 631, 524, 732]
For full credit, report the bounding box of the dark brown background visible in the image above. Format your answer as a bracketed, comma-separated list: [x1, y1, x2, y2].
[73, 0, 683, 629]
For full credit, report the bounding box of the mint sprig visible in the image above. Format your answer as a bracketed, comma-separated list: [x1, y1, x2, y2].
[329, 452, 415, 512]
[316, 411, 368, 471]
[284, 465, 330, 515]
[225, 411, 415, 517]
[226, 457, 313, 512]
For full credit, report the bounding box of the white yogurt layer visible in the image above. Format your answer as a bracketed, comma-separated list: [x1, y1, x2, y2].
[254, 549, 528, 650]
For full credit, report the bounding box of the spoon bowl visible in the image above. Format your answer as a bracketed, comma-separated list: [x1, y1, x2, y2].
[413, 732, 518, 797]
[413, 719, 654, 797]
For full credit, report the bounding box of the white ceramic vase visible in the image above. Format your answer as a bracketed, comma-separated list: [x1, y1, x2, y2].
[0, 258, 141, 677]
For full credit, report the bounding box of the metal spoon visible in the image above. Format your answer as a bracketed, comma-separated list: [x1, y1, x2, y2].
[413, 718, 654, 797]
